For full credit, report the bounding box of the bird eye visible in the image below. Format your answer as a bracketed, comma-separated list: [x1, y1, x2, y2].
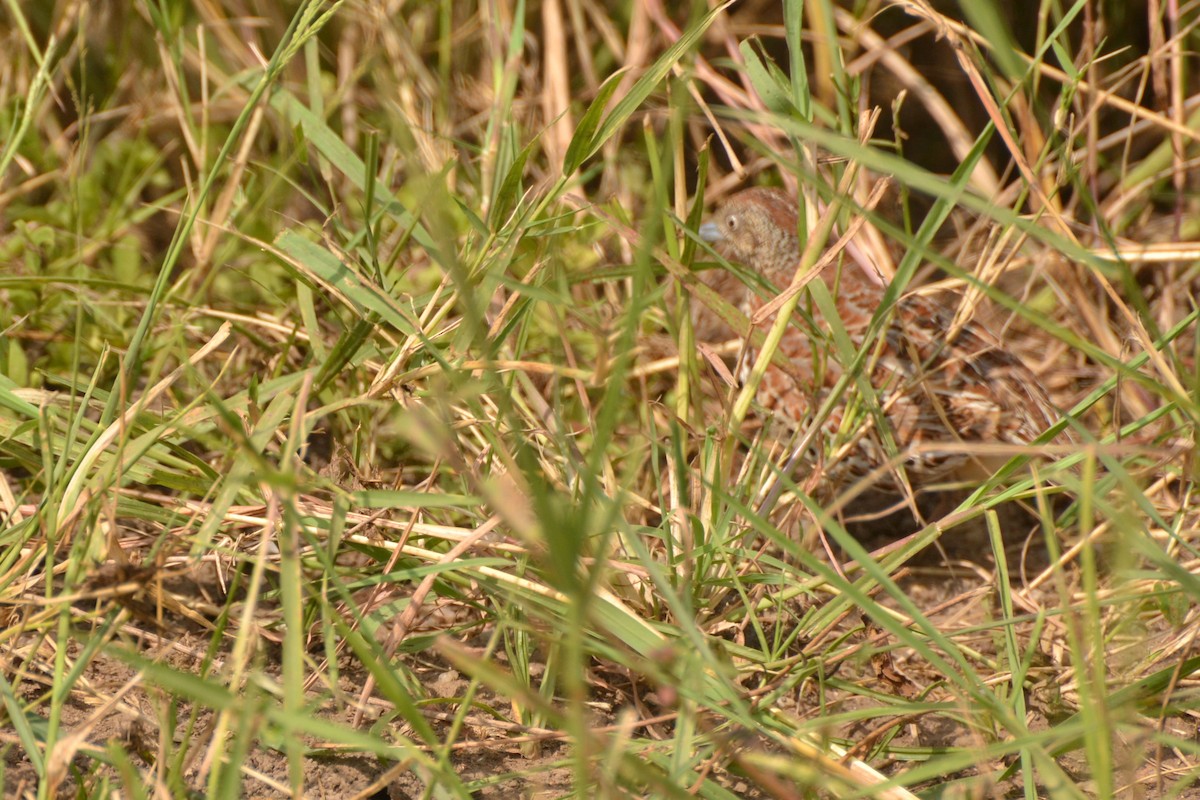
[725, 216, 738, 230]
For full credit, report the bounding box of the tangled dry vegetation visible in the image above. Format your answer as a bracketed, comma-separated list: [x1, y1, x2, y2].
[1, 1, 1200, 797]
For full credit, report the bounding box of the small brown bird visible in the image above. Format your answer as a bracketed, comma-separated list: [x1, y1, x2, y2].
[698, 186, 1056, 489]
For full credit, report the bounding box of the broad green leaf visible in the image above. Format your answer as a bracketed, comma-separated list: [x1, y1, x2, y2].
[565, 2, 731, 173]
[275, 231, 417, 335]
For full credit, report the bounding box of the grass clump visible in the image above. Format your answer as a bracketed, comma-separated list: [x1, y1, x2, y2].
[1, 1, 1199, 797]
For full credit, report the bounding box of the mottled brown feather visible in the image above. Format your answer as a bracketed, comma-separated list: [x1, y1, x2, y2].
[699, 187, 1057, 487]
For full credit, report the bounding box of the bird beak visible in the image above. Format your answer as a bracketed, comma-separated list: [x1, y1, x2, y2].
[698, 221, 722, 243]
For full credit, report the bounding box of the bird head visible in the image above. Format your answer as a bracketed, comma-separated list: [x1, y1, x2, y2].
[698, 187, 800, 274]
